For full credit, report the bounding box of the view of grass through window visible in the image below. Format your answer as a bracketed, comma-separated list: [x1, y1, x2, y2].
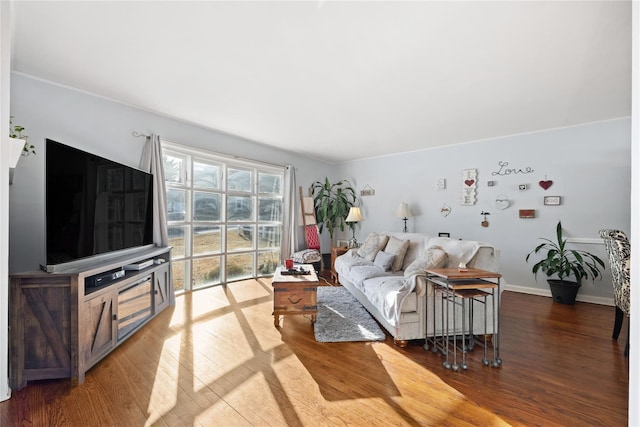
[161, 141, 284, 293]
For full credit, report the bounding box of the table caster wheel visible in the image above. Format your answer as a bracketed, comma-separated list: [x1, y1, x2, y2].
[461, 363, 468, 370]
[482, 358, 489, 366]
[443, 361, 451, 369]
[492, 360, 500, 368]
[452, 364, 459, 371]
[423, 343, 430, 351]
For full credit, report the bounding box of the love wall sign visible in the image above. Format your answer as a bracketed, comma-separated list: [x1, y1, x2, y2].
[461, 169, 477, 206]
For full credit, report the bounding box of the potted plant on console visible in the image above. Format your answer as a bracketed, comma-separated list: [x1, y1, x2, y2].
[8, 116, 36, 168]
[526, 221, 605, 304]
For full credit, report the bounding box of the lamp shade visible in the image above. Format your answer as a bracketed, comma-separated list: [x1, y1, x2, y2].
[395, 202, 412, 219]
[345, 207, 364, 223]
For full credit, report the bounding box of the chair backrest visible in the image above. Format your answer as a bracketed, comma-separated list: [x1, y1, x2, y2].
[599, 229, 631, 315]
[305, 225, 321, 251]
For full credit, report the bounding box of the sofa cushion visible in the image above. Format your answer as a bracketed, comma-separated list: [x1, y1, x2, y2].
[373, 250, 395, 271]
[404, 246, 448, 277]
[384, 236, 411, 272]
[357, 233, 389, 261]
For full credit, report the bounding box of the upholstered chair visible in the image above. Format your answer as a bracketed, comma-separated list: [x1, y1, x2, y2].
[599, 229, 630, 356]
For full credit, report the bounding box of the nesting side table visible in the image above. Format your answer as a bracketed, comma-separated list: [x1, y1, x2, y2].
[424, 268, 502, 370]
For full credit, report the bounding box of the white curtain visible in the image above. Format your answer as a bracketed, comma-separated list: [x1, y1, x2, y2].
[139, 134, 169, 247]
[281, 165, 296, 261]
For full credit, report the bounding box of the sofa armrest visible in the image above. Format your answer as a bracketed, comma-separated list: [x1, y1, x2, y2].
[467, 246, 500, 272]
[406, 274, 428, 297]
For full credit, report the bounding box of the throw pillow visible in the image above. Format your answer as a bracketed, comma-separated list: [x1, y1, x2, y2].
[384, 236, 411, 272]
[404, 246, 448, 277]
[373, 250, 395, 271]
[357, 233, 390, 262]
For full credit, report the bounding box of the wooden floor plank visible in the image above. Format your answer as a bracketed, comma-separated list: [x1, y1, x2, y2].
[0, 274, 628, 426]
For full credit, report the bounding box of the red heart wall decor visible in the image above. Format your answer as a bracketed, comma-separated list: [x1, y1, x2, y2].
[464, 179, 475, 187]
[539, 180, 553, 190]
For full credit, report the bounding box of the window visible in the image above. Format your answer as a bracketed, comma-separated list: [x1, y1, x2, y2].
[162, 141, 284, 293]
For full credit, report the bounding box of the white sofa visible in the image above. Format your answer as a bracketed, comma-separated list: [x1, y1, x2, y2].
[334, 232, 500, 346]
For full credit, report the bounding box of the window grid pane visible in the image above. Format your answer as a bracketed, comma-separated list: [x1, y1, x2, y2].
[193, 225, 222, 256]
[163, 142, 284, 291]
[193, 256, 221, 288]
[193, 160, 221, 189]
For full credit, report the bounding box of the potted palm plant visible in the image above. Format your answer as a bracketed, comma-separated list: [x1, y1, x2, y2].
[526, 221, 605, 304]
[310, 177, 357, 246]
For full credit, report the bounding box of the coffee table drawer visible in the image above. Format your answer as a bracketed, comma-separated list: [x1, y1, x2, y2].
[273, 286, 317, 312]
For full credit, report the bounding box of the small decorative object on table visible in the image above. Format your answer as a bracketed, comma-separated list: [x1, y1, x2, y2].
[281, 266, 310, 276]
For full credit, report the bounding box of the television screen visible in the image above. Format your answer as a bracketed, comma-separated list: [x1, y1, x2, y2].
[46, 139, 154, 266]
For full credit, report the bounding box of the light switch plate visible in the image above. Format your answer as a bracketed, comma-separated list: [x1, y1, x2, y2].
[436, 178, 446, 189]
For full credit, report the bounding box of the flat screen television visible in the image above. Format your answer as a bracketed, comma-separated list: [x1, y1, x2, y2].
[45, 139, 154, 271]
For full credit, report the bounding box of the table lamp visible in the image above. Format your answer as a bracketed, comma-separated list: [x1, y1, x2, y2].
[345, 207, 364, 247]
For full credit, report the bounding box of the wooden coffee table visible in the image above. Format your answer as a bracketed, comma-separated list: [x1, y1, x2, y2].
[271, 265, 319, 326]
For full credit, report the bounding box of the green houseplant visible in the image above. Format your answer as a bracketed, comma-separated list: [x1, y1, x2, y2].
[9, 116, 36, 156]
[526, 221, 605, 304]
[310, 177, 357, 246]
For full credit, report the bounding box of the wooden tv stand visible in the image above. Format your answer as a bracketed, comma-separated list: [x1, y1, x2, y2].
[9, 246, 173, 389]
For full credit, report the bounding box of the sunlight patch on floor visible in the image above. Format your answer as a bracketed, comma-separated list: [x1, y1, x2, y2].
[226, 278, 272, 303]
[146, 332, 180, 425]
[371, 343, 513, 426]
[220, 371, 291, 425]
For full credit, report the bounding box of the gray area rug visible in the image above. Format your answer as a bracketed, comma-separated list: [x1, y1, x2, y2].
[314, 286, 386, 343]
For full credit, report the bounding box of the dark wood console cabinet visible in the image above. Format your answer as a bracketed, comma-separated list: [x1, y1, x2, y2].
[9, 246, 173, 389]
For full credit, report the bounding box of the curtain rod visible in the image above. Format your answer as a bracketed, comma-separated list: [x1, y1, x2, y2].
[134, 132, 289, 169]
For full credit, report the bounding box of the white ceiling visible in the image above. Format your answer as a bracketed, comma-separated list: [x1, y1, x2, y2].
[10, 1, 632, 164]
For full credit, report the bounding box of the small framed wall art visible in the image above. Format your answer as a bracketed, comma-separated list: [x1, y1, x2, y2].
[544, 196, 562, 206]
[519, 209, 535, 218]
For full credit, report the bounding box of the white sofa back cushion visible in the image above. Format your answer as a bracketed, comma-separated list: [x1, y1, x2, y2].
[384, 236, 411, 272]
[357, 233, 389, 261]
[381, 232, 430, 270]
[404, 246, 448, 277]
[373, 250, 395, 271]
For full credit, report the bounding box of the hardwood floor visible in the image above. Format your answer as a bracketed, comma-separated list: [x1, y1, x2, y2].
[0, 273, 629, 426]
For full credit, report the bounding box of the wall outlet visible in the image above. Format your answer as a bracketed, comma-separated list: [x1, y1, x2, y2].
[436, 178, 446, 189]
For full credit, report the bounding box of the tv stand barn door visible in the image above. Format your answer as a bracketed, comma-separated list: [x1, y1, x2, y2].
[9, 246, 172, 389]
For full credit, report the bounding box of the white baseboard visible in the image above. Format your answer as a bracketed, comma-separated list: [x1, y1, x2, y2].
[502, 283, 614, 306]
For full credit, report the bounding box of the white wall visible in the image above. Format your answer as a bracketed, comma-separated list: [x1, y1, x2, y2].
[8, 73, 337, 273]
[629, 2, 639, 425]
[0, 0, 13, 403]
[337, 118, 631, 303]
